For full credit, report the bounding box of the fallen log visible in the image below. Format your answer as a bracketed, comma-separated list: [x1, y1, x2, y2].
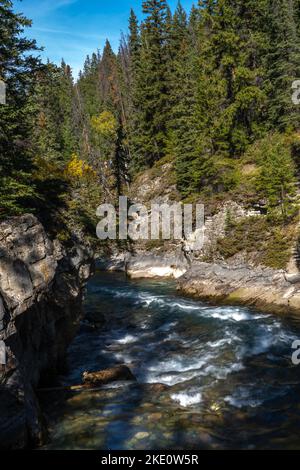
[38, 366, 142, 394]
[37, 381, 169, 395]
[82, 365, 136, 386]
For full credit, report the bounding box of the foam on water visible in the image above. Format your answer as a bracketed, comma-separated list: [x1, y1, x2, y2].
[202, 362, 245, 380]
[224, 394, 263, 409]
[113, 334, 138, 345]
[46, 273, 300, 449]
[90, 277, 299, 401]
[145, 369, 205, 386]
[223, 379, 293, 411]
[171, 391, 202, 407]
[208, 307, 267, 322]
[165, 300, 202, 311]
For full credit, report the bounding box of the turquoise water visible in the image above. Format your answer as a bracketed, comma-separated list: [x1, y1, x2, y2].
[43, 271, 300, 450]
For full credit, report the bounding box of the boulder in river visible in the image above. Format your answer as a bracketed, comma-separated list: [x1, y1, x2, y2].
[82, 365, 136, 386]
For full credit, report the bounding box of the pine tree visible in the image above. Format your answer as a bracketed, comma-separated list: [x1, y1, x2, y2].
[29, 61, 76, 165]
[127, 9, 143, 174]
[197, 0, 268, 159]
[59, 60, 76, 160]
[30, 63, 63, 164]
[254, 133, 297, 220]
[0, 0, 40, 215]
[131, 0, 171, 169]
[129, 9, 141, 66]
[266, 0, 300, 131]
[77, 52, 102, 118]
[77, 39, 130, 198]
[3, 0, 298, 220]
[167, 2, 201, 195]
[99, 40, 119, 109]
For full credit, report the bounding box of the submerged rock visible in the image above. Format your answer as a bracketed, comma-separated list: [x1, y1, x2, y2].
[134, 431, 150, 440]
[140, 383, 170, 393]
[177, 262, 300, 315]
[82, 365, 136, 386]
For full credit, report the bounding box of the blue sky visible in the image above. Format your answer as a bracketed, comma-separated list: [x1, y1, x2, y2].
[16, 0, 196, 78]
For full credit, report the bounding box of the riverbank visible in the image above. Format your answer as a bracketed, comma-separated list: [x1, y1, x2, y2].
[98, 252, 300, 316]
[177, 262, 300, 316]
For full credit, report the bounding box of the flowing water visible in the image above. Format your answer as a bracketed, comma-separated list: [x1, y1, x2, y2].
[43, 271, 300, 450]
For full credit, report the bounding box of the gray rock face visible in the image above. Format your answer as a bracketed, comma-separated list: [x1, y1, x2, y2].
[177, 262, 300, 315]
[0, 214, 94, 449]
[96, 253, 126, 272]
[126, 252, 190, 279]
[185, 201, 261, 259]
[97, 251, 190, 279]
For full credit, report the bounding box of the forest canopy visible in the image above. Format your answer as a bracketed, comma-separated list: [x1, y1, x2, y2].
[1, 0, 300, 233]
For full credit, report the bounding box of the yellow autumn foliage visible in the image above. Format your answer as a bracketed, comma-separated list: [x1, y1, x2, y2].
[90, 111, 117, 139]
[65, 154, 97, 179]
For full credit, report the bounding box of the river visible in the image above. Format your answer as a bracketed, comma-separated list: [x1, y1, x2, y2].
[42, 270, 300, 450]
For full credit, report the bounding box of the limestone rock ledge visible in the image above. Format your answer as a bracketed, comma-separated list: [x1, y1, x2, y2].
[126, 252, 190, 279]
[0, 214, 94, 449]
[177, 262, 300, 315]
[97, 251, 190, 279]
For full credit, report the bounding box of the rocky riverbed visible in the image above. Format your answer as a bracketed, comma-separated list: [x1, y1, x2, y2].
[41, 271, 300, 450]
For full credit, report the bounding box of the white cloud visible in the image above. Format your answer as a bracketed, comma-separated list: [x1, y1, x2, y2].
[45, 0, 79, 12]
[22, 0, 79, 18]
[34, 26, 107, 40]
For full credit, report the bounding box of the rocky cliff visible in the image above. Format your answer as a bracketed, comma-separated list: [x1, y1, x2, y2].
[177, 262, 300, 315]
[0, 214, 94, 449]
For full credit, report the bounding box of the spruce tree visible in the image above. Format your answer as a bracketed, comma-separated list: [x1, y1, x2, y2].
[59, 60, 76, 160]
[127, 9, 144, 174]
[168, 2, 200, 195]
[266, 0, 300, 131]
[30, 63, 63, 164]
[193, 0, 268, 161]
[129, 9, 141, 65]
[254, 133, 297, 220]
[30, 61, 76, 165]
[0, 0, 40, 215]
[131, 0, 171, 168]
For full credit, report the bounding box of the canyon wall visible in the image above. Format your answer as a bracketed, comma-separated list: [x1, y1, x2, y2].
[0, 214, 94, 449]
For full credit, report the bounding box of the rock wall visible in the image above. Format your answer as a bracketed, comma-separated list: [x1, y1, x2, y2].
[126, 252, 189, 279]
[199, 201, 261, 259]
[0, 214, 94, 449]
[97, 250, 190, 279]
[177, 262, 300, 315]
[96, 202, 263, 280]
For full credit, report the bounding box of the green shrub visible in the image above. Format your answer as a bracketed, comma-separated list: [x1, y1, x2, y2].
[217, 216, 295, 269]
